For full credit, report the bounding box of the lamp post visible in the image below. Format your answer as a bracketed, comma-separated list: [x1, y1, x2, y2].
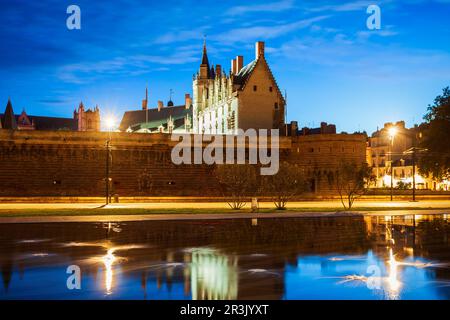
[105, 138, 111, 205]
[388, 127, 397, 201]
[403, 146, 427, 202]
[105, 116, 116, 206]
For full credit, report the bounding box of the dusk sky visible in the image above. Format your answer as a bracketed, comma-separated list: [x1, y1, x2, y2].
[1, 0, 449, 133]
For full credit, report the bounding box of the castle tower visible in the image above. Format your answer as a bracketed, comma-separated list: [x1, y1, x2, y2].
[74, 102, 101, 131]
[193, 40, 213, 132]
[192, 40, 286, 134]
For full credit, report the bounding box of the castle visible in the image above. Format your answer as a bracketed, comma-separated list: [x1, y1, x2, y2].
[0, 40, 368, 197]
[193, 41, 285, 134]
[118, 41, 286, 135]
[0, 99, 100, 131]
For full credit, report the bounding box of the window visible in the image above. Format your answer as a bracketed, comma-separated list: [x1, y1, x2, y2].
[269, 86, 273, 92]
[274, 102, 279, 110]
[253, 85, 257, 91]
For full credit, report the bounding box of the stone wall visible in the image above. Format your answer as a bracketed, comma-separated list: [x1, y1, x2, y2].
[0, 130, 366, 197]
[288, 134, 368, 194]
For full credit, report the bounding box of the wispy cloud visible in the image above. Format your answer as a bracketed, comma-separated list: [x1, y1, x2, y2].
[269, 33, 450, 81]
[357, 25, 399, 39]
[212, 15, 330, 43]
[225, 0, 295, 16]
[154, 27, 209, 44]
[37, 98, 70, 105]
[307, 0, 389, 12]
[57, 49, 197, 84]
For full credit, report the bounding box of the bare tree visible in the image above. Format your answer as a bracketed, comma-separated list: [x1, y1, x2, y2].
[214, 164, 258, 210]
[262, 162, 308, 210]
[335, 161, 371, 210]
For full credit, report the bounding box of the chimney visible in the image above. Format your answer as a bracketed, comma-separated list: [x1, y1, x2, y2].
[231, 58, 237, 75]
[255, 41, 265, 59]
[236, 56, 243, 73]
[157, 100, 163, 112]
[215, 64, 222, 77]
[185, 93, 191, 109]
[291, 121, 298, 137]
[142, 87, 148, 110]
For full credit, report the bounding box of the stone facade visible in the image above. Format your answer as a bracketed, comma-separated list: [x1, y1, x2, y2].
[193, 41, 285, 134]
[288, 134, 367, 194]
[366, 121, 448, 190]
[74, 102, 101, 131]
[0, 130, 366, 197]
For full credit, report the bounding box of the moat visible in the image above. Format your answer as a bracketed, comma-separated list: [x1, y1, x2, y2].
[0, 214, 449, 300]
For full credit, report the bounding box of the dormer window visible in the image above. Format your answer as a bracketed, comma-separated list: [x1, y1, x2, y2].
[253, 85, 257, 92]
[274, 102, 279, 110]
[269, 87, 273, 92]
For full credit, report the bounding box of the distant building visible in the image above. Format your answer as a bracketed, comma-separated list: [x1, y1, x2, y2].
[367, 121, 448, 190]
[74, 102, 101, 131]
[193, 41, 286, 134]
[119, 89, 192, 133]
[0, 99, 101, 131]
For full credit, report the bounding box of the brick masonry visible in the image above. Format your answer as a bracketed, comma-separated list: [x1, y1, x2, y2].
[0, 130, 366, 197]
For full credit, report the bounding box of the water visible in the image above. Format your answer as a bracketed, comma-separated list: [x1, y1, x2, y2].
[0, 214, 449, 300]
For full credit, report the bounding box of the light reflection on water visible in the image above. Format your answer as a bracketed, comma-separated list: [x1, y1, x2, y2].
[0, 214, 449, 300]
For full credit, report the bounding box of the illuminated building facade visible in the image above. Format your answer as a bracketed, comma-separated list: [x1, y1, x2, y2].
[367, 121, 449, 191]
[192, 41, 286, 134]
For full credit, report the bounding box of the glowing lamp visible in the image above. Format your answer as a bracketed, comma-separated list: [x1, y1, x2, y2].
[388, 127, 397, 140]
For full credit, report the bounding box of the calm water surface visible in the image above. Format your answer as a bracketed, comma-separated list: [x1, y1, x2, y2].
[0, 214, 449, 300]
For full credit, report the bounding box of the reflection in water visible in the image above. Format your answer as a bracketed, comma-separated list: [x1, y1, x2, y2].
[102, 248, 116, 295]
[190, 248, 238, 300]
[0, 215, 449, 300]
[386, 248, 401, 299]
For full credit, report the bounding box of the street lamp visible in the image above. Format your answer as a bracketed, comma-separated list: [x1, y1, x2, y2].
[105, 116, 116, 205]
[387, 127, 397, 201]
[403, 146, 427, 202]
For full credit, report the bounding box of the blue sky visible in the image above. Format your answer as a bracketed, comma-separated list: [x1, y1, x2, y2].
[0, 0, 449, 133]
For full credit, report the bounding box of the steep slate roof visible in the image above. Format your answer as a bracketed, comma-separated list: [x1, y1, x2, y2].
[29, 115, 76, 130]
[232, 58, 286, 104]
[0, 113, 77, 130]
[233, 60, 257, 86]
[119, 105, 191, 131]
[201, 42, 210, 67]
[2, 99, 17, 129]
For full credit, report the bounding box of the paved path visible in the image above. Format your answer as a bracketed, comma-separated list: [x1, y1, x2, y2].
[0, 200, 450, 210]
[0, 209, 448, 224]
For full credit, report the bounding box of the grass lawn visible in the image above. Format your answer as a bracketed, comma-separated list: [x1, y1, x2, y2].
[0, 206, 448, 217]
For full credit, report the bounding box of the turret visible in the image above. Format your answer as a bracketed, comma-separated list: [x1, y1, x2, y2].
[2, 99, 17, 129]
[199, 40, 210, 79]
